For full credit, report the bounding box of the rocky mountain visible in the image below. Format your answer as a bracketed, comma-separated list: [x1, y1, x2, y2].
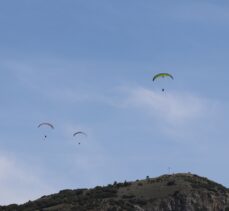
[1, 173, 229, 211]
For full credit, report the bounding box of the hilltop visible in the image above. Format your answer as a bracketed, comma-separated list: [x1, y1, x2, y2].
[1, 173, 229, 211]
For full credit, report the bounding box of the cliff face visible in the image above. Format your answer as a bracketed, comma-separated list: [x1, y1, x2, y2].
[1, 173, 229, 211]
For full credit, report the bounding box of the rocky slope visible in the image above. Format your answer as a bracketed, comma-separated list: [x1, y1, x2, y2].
[1, 173, 229, 211]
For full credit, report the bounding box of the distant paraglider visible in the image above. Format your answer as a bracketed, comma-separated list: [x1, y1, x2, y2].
[38, 122, 54, 140]
[152, 73, 174, 92]
[73, 131, 87, 145]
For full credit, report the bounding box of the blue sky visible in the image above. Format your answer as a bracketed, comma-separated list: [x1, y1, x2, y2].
[0, 0, 229, 204]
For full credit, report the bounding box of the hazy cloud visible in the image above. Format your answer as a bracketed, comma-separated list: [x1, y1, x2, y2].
[0, 153, 54, 205]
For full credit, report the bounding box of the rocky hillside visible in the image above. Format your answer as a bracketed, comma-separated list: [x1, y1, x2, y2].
[1, 173, 229, 211]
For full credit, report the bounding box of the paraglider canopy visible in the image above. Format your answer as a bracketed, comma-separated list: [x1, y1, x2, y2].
[37, 122, 54, 129]
[152, 73, 174, 81]
[73, 131, 87, 137]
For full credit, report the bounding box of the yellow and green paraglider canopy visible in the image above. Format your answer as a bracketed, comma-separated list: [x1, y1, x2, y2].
[152, 73, 174, 81]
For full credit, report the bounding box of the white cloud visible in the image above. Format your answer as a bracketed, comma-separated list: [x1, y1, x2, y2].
[116, 86, 221, 140]
[123, 87, 206, 122]
[0, 153, 54, 205]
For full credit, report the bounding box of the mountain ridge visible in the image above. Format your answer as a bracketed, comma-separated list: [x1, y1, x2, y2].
[1, 173, 229, 211]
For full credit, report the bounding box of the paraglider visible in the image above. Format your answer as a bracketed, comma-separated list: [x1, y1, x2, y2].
[38, 122, 54, 140]
[73, 131, 87, 145]
[152, 73, 174, 91]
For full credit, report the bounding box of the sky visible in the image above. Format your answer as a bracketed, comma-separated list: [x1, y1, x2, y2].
[0, 0, 229, 205]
